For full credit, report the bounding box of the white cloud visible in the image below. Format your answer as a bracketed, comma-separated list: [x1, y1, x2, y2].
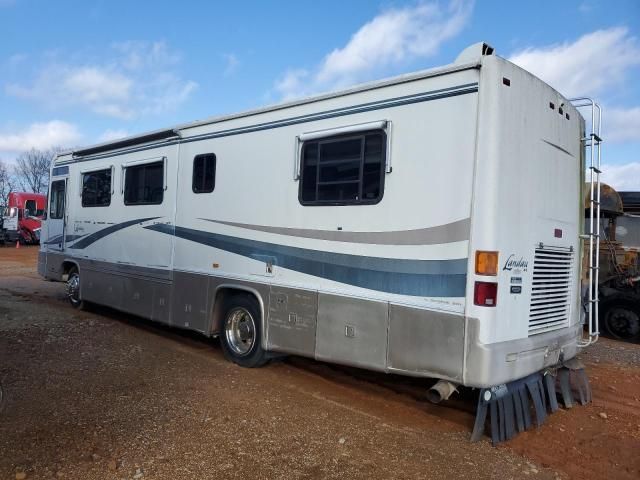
[578, 1, 594, 14]
[601, 162, 640, 191]
[98, 129, 129, 143]
[0, 121, 81, 153]
[112, 41, 181, 71]
[223, 53, 240, 76]
[509, 27, 640, 98]
[606, 106, 640, 143]
[274, 69, 309, 99]
[274, 0, 473, 100]
[6, 42, 197, 120]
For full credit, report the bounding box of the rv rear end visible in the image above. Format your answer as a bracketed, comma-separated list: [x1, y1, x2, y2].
[463, 54, 585, 389]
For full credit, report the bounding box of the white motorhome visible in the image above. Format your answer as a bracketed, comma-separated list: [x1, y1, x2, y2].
[39, 43, 600, 443]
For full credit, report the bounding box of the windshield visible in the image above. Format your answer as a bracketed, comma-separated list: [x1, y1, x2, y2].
[616, 215, 640, 249]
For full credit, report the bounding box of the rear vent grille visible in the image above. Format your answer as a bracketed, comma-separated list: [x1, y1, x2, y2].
[529, 246, 573, 335]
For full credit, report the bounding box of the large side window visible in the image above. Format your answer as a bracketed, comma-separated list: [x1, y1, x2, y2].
[299, 130, 386, 205]
[82, 168, 112, 207]
[49, 180, 66, 219]
[124, 161, 164, 205]
[192, 154, 216, 193]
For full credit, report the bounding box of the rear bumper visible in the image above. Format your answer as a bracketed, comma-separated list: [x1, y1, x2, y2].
[463, 318, 581, 388]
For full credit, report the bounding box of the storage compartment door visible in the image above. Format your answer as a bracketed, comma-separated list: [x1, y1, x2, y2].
[315, 293, 388, 371]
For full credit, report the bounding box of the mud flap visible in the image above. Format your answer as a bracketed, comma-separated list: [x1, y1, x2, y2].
[470, 360, 591, 445]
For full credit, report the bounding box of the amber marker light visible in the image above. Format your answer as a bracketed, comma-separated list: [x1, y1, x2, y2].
[475, 251, 499, 276]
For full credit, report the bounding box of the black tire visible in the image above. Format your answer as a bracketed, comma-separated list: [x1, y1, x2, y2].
[600, 297, 640, 341]
[220, 294, 268, 368]
[66, 267, 87, 310]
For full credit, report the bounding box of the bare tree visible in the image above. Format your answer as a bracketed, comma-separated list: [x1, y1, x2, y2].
[0, 159, 16, 207]
[13, 147, 61, 194]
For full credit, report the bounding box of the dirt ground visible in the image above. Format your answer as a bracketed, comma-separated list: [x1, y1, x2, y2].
[0, 247, 638, 480]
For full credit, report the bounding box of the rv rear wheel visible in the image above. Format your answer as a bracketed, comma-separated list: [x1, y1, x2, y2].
[220, 295, 268, 368]
[66, 267, 86, 310]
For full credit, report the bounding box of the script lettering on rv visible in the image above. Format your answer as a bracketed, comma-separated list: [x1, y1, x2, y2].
[502, 254, 528, 272]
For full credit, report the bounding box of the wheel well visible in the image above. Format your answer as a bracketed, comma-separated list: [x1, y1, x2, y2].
[210, 287, 263, 337]
[61, 261, 79, 281]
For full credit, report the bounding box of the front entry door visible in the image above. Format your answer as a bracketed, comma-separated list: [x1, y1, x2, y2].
[47, 178, 67, 251]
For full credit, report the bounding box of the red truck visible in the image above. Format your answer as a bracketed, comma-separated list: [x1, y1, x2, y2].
[1, 192, 46, 245]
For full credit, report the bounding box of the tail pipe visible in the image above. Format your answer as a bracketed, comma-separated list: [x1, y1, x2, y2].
[427, 380, 459, 404]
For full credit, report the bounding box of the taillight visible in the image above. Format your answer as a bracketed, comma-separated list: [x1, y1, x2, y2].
[474, 281, 498, 307]
[475, 250, 499, 275]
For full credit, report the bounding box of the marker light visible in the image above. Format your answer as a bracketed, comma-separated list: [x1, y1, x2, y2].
[475, 251, 499, 276]
[474, 282, 498, 307]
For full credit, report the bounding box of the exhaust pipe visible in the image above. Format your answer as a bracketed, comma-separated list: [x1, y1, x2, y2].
[427, 380, 458, 404]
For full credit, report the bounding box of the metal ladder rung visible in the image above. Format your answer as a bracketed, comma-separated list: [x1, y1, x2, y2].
[591, 133, 603, 142]
[589, 166, 602, 173]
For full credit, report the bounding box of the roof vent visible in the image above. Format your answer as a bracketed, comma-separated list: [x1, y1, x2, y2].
[455, 42, 495, 64]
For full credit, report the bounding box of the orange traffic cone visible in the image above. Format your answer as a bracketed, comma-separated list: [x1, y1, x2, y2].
[15, 240, 20, 249]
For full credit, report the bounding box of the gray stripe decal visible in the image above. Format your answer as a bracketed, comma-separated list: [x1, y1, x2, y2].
[200, 218, 470, 245]
[59, 83, 479, 164]
[145, 224, 467, 297]
[44, 234, 87, 245]
[69, 217, 160, 249]
[44, 234, 63, 245]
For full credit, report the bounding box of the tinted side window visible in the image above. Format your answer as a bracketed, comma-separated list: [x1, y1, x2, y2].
[49, 180, 66, 219]
[124, 162, 164, 205]
[192, 154, 216, 193]
[82, 168, 112, 207]
[25, 200, 36, 216]
[299, 130, 386, 205]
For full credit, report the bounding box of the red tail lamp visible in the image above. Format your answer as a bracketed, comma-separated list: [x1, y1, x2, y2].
[474, 281, 498, 307]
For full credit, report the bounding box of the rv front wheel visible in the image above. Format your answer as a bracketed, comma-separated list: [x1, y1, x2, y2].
[221, 295, 268, 368]
[66, 267, 86, 310]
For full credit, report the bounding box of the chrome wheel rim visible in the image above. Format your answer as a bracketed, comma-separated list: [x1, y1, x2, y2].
[224, 307, 256, 356]
[67, 273, 81, 305]
[605, 307, 640, 339]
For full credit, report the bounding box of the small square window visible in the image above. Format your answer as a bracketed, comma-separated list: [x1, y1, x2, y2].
[192, 154, 216, 193]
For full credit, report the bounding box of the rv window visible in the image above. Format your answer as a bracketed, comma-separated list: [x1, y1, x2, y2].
[192, 154, 216, 193]
[299, 130, 386, 205]
[82, 168, 112, 207]
[49, 180, 66, 219]
[124, 161, 164, 205]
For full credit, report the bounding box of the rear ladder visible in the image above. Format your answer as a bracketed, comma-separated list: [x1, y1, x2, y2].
[571, 97, 602, 347]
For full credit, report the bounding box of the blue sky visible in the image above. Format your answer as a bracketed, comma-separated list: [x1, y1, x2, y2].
[1, 0, 639, 188]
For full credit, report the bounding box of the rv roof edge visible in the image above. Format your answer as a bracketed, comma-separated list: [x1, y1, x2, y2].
[54, 42, 495, 164]
[454, 42, 495, 64]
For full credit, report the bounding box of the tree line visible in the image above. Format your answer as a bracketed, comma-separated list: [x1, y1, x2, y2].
[0, 148, 61, 207]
